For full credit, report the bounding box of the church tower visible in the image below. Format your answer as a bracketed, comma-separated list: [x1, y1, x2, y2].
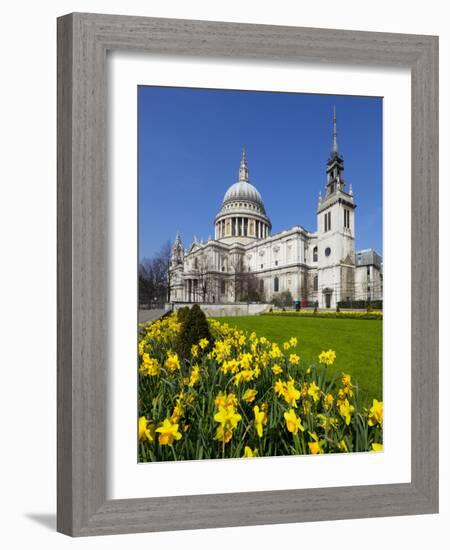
[316, 108, 356, 308]
[170, 232, 184, 267]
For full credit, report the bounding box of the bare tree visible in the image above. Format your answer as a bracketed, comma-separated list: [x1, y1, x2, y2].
[193, 253, 215, 303]
[139, 240, 172, 307]
[230, 254, 263, 303]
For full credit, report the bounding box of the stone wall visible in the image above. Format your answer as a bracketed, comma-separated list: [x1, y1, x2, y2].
[170, 302, 271, 317]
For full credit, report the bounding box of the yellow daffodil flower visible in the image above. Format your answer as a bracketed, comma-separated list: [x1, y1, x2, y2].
[198, 338, 209, 350]
[271, 364, 283, 375]
[339, 399, 355, 425]
[368, 399, 383, 426]
[138, 416, 154, 443]
[242, 446, 258, 458]
[188, 365, 201, 387]
[274, 379, 285, 396]
[155, 418, 182, 446]
[283, 378, 301, 408]
[253, 405, 267, 438]
[284, 409, 304, 435]
[342, 373, 352, 387]
[318, 349, 337, 366]
[308, 432, 325, 454]
[165, 351, 181, 372]
[214, 405, 242, 444]
[307, 381, 320, 402]
[139, 354, 160, 376]
[289, 353, 300, 365]
[371, 442, 384, 452]
[214, 392, 238, 408]
[243, 388, 258, 404]
[324, 393, 334, 409]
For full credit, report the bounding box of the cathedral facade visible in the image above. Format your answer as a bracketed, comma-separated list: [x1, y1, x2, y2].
[169, 111, 382, 309]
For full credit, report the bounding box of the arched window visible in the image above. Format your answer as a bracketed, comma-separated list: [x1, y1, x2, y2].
[259, 279, 264, 293]
[274, 277, 279, 292]
[221, 280, 226, 294]
[313, 246, 318, 262]
[313, 275, 318, 291]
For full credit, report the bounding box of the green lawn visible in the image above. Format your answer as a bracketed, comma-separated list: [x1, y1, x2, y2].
[212, 315, 382, 403]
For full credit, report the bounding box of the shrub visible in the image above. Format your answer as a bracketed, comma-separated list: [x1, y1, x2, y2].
[337, 300, 383, 310]
[176, 306, 190, 326]
[263, 310, 382, 320]
[176, 304, 213, 361]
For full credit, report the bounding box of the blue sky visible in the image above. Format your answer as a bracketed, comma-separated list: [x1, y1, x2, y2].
[138, 86, 382, 260]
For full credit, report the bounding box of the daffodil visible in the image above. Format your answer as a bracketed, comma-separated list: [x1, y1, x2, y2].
[234, 369, 254, 386]
[339, 399, 355, 425]
[283, 378, 301, 407]
[284, 409, 304, 435]
[307, 381, 320, 402]
[368, 399, 383, 426]
[271, 364, 283, 375]
[214, 392, 238, 408]
[138, 416, 154, 443]
[198, 338, 209, 350]
[139, 354, 160, 376]
[289, 353, 300, 365]
[289, 337, 298, 347]
[165, 351, 181, 372]
[371, 442, 384, 452]
[155, 418, 182, 446]
[342, 373, 352, 387]
[274, 379, 285, 396]
[214, 405, 242, 443]
[188, 365, 201, 387]
[324, 393, 334, 409]
[242, 446, 258, 458]
[243, 388, 258, 404]
[308, 432, 325, 454]
[317, 413, 336, 430]
[253, 405, 267, 438]
[269, 343, 282, 359]
[318, 349, 336, 366]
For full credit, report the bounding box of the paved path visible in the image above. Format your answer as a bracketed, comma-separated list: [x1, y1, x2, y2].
[138, 308, 168, 324]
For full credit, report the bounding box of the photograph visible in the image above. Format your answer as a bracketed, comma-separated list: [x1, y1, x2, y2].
[137, 86, 383, 462]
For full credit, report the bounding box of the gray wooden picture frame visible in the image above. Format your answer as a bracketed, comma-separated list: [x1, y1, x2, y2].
[57, 12, 439, 537]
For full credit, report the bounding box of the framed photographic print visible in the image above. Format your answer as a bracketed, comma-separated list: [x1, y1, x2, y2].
[57, 13, 438, 536]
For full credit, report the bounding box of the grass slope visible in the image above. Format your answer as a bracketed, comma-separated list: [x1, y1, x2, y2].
[213, 315, 382, 403]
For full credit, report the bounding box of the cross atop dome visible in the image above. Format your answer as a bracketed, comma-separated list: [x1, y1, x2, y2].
[238, 146, 249, 182]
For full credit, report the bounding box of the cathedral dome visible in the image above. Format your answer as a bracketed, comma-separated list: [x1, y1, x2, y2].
[222, 180, 264, 207]
[214, 149, 271, 242]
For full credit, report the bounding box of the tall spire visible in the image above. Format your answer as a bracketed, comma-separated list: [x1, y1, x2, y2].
[331, 106, 339, 156]
[238, 146, 249, 182]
